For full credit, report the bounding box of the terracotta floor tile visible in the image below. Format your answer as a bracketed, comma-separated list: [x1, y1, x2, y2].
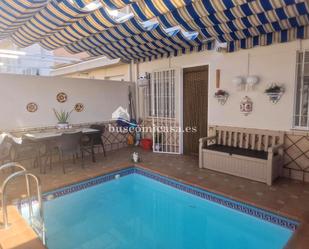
[1, 147, 309, 248]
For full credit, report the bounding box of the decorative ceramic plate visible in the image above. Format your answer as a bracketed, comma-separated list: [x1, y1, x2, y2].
[57, 92, 67, 103]
[74, 103, 84, 112]
[26, 102, 38, 112]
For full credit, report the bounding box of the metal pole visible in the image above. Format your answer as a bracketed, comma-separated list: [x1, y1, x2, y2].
[26, 173, 45, 245]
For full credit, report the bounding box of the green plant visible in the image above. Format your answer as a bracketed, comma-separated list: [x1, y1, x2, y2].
[214, 89, 228, 97]
[265, 84, 283, 93]
[53, 108, 73, 123]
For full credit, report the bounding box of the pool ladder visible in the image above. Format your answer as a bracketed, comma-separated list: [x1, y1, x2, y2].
[0, 162, 46, 245]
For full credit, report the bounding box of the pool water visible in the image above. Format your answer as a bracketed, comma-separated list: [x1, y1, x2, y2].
[39, 172, 294, 249]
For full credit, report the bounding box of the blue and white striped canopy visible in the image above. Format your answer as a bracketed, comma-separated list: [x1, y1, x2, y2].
[0, 0, 308, 61]
[0, 0, 47, 39]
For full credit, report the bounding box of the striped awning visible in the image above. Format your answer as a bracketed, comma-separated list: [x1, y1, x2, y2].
[64, 19, 164, 53]
[0, 0, 308, 61]
[0, 0, 47, 39]
[11, 0, 95, 48]
[155, 0, 309, 42]
[130, 0, 194, 21]
[228, 25, 309, 52]
[39, 7, 120, 49]
[86, 26, 213, 60]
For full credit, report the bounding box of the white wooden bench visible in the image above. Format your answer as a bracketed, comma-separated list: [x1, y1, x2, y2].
[199, 126, 284, 185]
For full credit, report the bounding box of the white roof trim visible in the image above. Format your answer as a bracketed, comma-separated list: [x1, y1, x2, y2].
[50, 57, 123, 76]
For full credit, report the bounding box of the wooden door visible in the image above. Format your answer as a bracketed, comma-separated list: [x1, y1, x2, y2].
[183, 66, 208, 155]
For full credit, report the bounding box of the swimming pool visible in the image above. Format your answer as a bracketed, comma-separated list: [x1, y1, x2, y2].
[20, 167, 298, 249]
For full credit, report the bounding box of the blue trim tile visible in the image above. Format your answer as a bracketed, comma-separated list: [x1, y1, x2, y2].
[20, 166, 299, 231]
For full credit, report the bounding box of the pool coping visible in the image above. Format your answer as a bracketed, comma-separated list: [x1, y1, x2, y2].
[23, 165, 299, 232]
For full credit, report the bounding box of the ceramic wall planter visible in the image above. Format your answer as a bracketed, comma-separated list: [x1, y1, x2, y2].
[214, 89, 229, 105]
[56, 123, 69, 129]
[265, 84, 285, 104]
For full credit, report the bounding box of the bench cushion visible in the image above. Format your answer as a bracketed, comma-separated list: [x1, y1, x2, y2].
[205, 144, 268, 160]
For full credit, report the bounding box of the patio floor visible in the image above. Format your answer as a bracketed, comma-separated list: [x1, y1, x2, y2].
[1, 146, 309, 249]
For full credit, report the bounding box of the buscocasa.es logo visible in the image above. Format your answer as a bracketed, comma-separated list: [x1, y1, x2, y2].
[109, 106, 197, 134]
[110, 106, 137, 133]
[112, 106, 130, 123]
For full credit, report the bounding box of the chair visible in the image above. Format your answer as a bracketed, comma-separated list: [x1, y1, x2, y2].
[41, 137, 61, 174]
[82, 125, 106, 162]
[10, 136, 40, 169]
[0, 135, 13, 165]
[55, 132, 84, 174]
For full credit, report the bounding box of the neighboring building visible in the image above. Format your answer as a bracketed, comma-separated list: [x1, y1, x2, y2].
[0, 40, 82, 76]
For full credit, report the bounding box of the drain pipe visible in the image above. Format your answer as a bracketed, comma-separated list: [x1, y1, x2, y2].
[131, 59, 140, 120]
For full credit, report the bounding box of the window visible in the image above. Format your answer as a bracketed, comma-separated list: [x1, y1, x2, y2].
[294, 51, 309, 129]
[143, 69, 176, 118]
[23, 67, 40, 75]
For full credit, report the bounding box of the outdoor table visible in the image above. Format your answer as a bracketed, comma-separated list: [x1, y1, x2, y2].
[24, 128, 99, 140]
[24, 128, 100, 173]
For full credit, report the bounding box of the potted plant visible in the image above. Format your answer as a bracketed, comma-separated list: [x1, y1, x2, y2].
[53, 108, 73, 129]
[264, 84, 285, 103]
[214, 89, 229, 105]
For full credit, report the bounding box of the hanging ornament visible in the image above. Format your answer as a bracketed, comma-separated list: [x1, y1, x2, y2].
[240, 96, 253, 116]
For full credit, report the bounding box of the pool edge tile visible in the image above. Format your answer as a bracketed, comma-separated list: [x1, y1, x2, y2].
[22, 166, 299, 232]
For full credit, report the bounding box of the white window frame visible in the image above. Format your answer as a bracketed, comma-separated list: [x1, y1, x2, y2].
[143, 70, 176, 119]
[293, 50, 309, 130]
[151, 68, 179, 154]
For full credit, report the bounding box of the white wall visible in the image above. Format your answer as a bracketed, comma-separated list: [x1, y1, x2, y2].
[137, 39, 309, 131]
[0, 74, 133, 130]
[36, 39, 309, 132]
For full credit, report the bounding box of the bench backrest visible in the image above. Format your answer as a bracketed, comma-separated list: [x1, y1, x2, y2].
[209, 126, 284, 152]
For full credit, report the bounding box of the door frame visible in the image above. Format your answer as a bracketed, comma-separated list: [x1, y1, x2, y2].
[180, 63, 210, 154]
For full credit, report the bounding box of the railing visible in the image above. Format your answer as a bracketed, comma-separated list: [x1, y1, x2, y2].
[0, 162, 29, 228]
[0, 163, 45, 245]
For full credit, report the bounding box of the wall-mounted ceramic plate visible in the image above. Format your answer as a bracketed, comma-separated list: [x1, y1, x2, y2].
[26, 102, 38, 113]
[74, 103, 84, 112]
[57, 92, 67, 103]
